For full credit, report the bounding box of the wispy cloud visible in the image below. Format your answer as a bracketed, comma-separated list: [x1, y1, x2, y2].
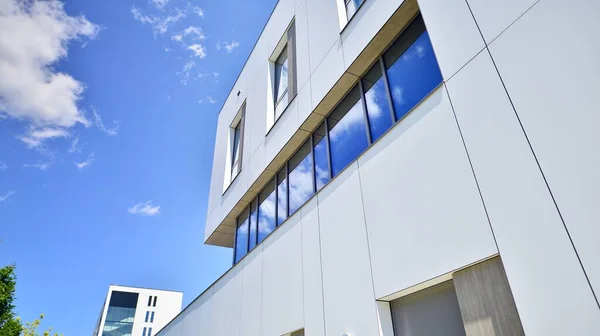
[23, 162, 51, 171]
[188, 44, 206, 58]
[68, 137, 82, 153]
[150, 0, 170, 10]
[131, 5, 185, 35]
[0, 0, 99, 139]
[221, 41, 239, 54]
[18, 127, 70, 148]
[0, 162, 7, 171]
[192, 6, 204, 17]
[182, 26, 204, 40]
[91, 107, 119, 136]
[75, 152, 95, 170]
[177, 60, 196, 85]
[0, 191, 16, 203]
[198, 99, 204, 104]
[207, 96, 217, 104]
[128, 201, 161, 216]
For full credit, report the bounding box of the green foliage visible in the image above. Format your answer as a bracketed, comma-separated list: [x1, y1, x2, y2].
[21, 315, 62, 336]
[0, 265, 22, 336]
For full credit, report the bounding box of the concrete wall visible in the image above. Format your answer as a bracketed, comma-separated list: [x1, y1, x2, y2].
[181, 0, 600, 335]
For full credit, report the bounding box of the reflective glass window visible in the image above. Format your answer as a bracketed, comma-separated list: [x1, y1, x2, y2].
[346, 0, 364, 20]
[147, 296, 152, 307]
[288, 141, 314, 215]
[145, 311, 149, 322]
[148, 327, 152, 336]
[234, 210, 249, 263]
[363, 62, 393, 141]
[143, 327, 147, 336]
[313, 123, 330, 191]
[248, 200, 258, 250]
[153, 296, 157, 307]
[384, 16, 442, 121]
[277, 169, 288, 225]
[258, 180, 276, 242]
[150, 311, 154, 323]
[274, 47, 289, 119]
[328, 86, 368, 176]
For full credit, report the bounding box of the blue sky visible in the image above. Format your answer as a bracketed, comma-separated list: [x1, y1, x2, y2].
[0, 0, 277, 334]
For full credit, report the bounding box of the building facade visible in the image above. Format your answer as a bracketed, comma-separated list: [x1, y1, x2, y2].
[93, 285, 183, 336]
[159, 0, 600, 335]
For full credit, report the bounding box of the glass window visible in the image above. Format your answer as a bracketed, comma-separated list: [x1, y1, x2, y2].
[313, 123, 330, 191]
[147, 296, 152, 307]
[346, 0, 364, 20]
[248, 200, 258, 250]
[276, 169, 287, 225]
[274, 46, 289, 119]
[363, 62, 393, 142]
[235, 210, 249, 263]
[152, 296, 157, 307]
[328, 86, 369, 176]
[143, 327, 147, 336]
[384, 16, 442, 121]
[148, 327, 152, 336]
[150, 311, 154, 323]
[231, 122, 242, 176]
[288, 141, 314, 215]
[258, 179, 276, 243]
[145, 311, 149, 322]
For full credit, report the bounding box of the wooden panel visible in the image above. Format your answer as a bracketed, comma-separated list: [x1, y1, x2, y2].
[453, 257, 525, 336]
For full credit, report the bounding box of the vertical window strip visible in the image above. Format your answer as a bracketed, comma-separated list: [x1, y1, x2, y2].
[358, 80, 373, 145]
[379, 57, 397, 123]
[153, 296, 157, 307]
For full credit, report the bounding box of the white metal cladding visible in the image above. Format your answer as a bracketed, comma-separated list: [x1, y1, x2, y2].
[162, 0, 600, 335]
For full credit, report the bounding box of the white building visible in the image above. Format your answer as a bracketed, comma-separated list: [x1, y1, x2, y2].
[159, 0, 600, 335]
[93, 285, 183, 336]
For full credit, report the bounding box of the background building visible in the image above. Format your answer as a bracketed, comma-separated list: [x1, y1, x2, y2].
[93, 285, 183, 336]
[158, 0, 600, 335]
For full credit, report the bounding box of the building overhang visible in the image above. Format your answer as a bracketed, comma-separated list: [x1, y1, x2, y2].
[205, 0, 420, 248]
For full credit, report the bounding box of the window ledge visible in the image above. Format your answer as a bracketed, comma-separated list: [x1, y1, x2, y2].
[265, 93, 298, 137]
[222, 170, 242, 196]
[340, 0, 367, 35]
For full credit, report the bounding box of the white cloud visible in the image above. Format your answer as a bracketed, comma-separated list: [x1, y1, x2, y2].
[188, 44, 206, 58]
[182, 26, 204, 40]
[91, 107, 119, 136]
[128, 201, 160, 216]
[0, 191, 15, 203]
[74, 152, 94, 170]
[18, 127, 70, 148]
[207, 96, 217, 104]
[193, 6, 204, 17]
[68, 137, 81, 153]
[0, 0, 99, 130]
[198, 99, 203, 104]
[23, 162, 51, 171]
[131, 5, 185, 35]
[222, 41, 239, 54]
[0, 162, 6, 171]
[171, 33, 183, 42]
[150, 0, 170, 10]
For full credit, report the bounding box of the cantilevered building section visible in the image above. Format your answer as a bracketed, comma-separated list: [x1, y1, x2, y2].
[159, 0, 600, 335]
[93, 285, 182, 336]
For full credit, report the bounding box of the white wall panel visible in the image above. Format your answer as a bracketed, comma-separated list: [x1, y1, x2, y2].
[466, 0, 538, 44]
[265, 98, 300, 166]
[295, 79, 312, 126]
[417, 0, 484, 80]
[198, 287, 215, 335]
[446, 50, 600, 336]
[317, 162, 380, 336]
[261, 213, 304, 336]
[341, 0, 404, 69]
[263, 0, 295, 55]
[358, 87, 496, 299]
[294, 0, 311, 91]
[181, 297, 202, 336]
[301, 198, 325, 336]
[305, 0, 341, 74]
[310, 40, 346, 110]
[238, 251, 264, 336]
[246, 66, 269, 159]
[211, 270, 242, 336]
